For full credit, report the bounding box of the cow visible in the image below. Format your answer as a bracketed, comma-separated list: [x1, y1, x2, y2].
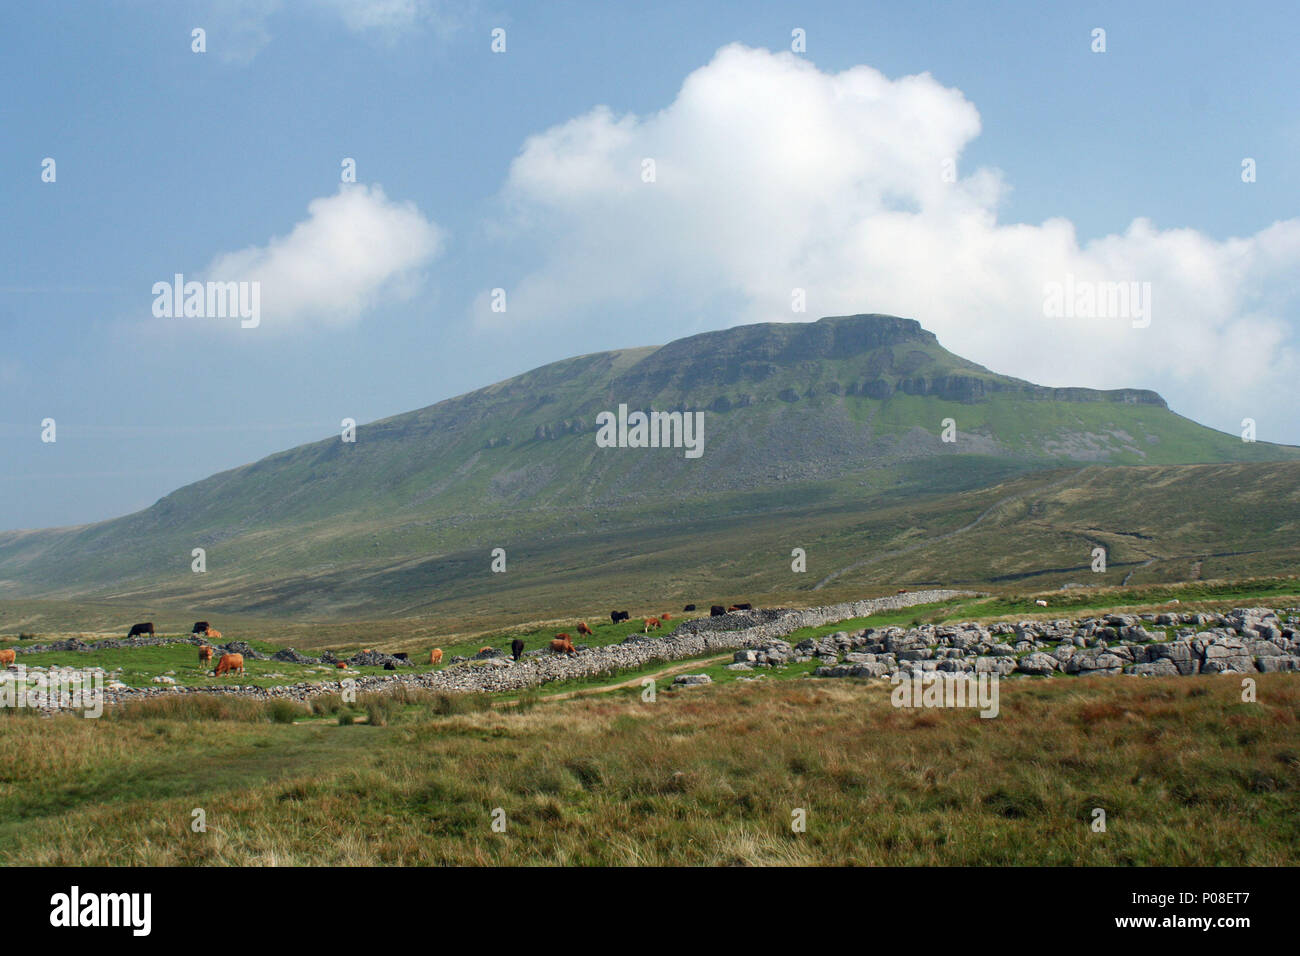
[610, 610, 630, 624]
[336, 662, 348, 670]
[728, 603, 752, 611]
[127, 622, 154, 638]
[710, 605, 725, 617]
[206, 627, 223, 641]
[478, 645, 494, 655]
[213, 653, 244, 676]
[643, 617, 661, 633]
[191, 621, 210, 635]
[660, 613, 672, 621]
[896, 589, 908, 594]
[198, 645, 213, 664]
[429, 648, 444, 666]
[576, 621, 593, 636]
[0, 649, 15, 667]
[393, 653, 409, 662]
[683, 604, 696, 612]
[550, 636, 575, 655]
[1035, 599, 1049, 607]
[511, 638, 525, 661]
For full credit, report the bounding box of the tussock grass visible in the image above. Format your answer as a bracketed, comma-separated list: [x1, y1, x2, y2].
[112, 694, 310, 724]
[1, 674, 1297, 865]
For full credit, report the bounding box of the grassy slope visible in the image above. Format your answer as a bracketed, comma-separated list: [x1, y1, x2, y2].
[1, 461, 1298, 636]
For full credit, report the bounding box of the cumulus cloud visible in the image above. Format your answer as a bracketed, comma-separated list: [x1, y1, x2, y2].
[204, 184, 444, 329]
[486, 44, 1300, 442]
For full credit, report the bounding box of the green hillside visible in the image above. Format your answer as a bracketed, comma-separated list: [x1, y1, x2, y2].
[0, 314, 1295, 619]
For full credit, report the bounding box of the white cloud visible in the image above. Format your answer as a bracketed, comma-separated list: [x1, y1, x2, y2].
[487, 43, 1300, 443]
[209, 0, 468, 63]
[316, 0, 456, 34]
[204, 184, 444, 329]
[209, 0, 280, 65]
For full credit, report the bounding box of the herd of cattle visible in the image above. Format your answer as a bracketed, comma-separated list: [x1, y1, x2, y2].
[118, 620, 247, 676]
[471, 603, 755, 663]
[108, 603, 757, 679]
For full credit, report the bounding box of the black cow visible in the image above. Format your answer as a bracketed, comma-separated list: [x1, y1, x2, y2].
[729, 603, 753, 611]
[393, 653, 409, 662]
[511, 638, 525, 661]
[610, 610, 630, 624]
[683, 604, 696, 612]
[191, 621, 209, 635]
[127, 622, 154, 638]
[710, 605, 725, 617]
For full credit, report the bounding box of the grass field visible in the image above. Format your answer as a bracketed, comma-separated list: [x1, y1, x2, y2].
[2, 673, 1296, 865]
[3, 581, 1298, 865]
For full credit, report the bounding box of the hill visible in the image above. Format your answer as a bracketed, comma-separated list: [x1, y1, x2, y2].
[0, 313, 1296, 623]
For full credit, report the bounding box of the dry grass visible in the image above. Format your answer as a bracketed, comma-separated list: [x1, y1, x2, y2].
[2, 675, 1298, 865]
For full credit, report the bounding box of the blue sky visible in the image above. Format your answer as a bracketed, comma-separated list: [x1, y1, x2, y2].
[2, 0, 1298, 530]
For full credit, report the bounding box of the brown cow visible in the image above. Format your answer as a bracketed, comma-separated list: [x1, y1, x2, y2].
[576, 620, 593, 636]
[198, 645, 213, 664]
[429, 648, 444, 666]
[550, 636, 575, 655]
[660, 613, 672, 621]
[478, 645, 494, 655]
[206, 627, 223, 640]
[0, 648, 15, 667]
[336, 662, 348, 669]
[643, 617, 661, 633]
[213, 653, 244, 676]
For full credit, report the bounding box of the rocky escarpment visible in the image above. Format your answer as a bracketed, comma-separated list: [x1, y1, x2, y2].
[619, 314, 1165, 407]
